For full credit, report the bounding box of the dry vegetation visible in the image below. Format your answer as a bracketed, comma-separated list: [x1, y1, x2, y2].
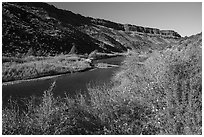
[2, 34, 202, 135]
[2, 54, 92, 82]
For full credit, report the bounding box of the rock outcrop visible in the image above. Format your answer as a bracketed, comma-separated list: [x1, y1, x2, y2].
[123, 24, 181, 38]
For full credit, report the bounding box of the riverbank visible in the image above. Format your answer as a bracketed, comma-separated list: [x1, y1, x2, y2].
[2, 54, 92, 83]
[2, 67, 95, 86]
[2, 63, 119, 86]
[2, 53, 126, 84]
[2, 43, 202, 134]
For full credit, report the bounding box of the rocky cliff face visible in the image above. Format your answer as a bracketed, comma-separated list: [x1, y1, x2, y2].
[2, 2, 182, 56]
[91, 20, 181, 39]
[124, 24, 181, 38]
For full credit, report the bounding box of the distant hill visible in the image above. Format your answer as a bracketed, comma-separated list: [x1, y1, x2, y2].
[3, 2, 182, 56]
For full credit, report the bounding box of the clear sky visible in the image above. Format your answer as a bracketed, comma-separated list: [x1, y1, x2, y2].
[48, 2, 202, 37]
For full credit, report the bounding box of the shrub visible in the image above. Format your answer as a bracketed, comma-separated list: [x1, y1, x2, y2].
[2, 55, 91, 82]
[111, 43, 202, 134]
[2, 34, 202, 135]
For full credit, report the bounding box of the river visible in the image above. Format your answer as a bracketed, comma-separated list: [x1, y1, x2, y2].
[2, 56, 125, 107]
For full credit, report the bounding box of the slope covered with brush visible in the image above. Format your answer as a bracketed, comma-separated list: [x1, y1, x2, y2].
[2, 30, 201, 135]
[3, 2, 181, 57]
[2, 2, 122, 56]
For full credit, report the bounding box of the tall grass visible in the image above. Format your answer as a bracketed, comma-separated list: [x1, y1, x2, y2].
[110, 41, 202, 134]
[86, 84, 157, 135]
[2, 35, 202, 134]
[2, 82, 155, 135]
[2, 55, 91, 82]
[2, 81, 105, 135]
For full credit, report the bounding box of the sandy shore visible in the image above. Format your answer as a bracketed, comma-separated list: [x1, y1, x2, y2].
[2, 74, 61, 86]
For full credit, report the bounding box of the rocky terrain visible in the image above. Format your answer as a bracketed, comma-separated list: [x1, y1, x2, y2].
[3, 2, 181, 57]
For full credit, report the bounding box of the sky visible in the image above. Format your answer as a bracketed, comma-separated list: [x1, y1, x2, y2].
[48, 2, 202, 37]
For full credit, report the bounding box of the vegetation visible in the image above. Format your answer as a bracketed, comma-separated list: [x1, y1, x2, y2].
[2, 54, 92, 82]
[3, 2, 182, 58]
[2, 2, 201, 135]
[2, 50, 125, 82]
[112, 43, 202, 134]
[2, 34, 202, 134]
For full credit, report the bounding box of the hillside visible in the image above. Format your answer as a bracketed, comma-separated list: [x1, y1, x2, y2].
[3, 2, 181, 56]
[2, 32, 201, 135]
[2, 2, 202, 135]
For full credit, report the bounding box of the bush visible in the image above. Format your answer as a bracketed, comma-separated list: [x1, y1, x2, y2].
[111, 43, 202, 134]
[2, 82, 104, 135]
[2, 55, 91, 82]
[2, 34, 202, 135]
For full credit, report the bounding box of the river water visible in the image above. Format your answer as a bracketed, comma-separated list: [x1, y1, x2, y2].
[2, 56, 125, 107]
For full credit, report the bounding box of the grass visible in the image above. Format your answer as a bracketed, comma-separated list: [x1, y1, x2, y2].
[2, 81, 155, 135]
[2, 52, 125, 82]
[111, 40, 202, 134]
[2, 82, 104, 135]
[2, 54, 92, 82]
[2, 34, 202, 134]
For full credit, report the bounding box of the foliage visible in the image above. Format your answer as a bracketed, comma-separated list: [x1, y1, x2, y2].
[111, 38, 202, 134]
[2, 55, 91, 82]
[2, 34, 202, 135]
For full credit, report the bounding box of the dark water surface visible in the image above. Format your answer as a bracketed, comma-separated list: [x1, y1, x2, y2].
[2, 56, 125, 107]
